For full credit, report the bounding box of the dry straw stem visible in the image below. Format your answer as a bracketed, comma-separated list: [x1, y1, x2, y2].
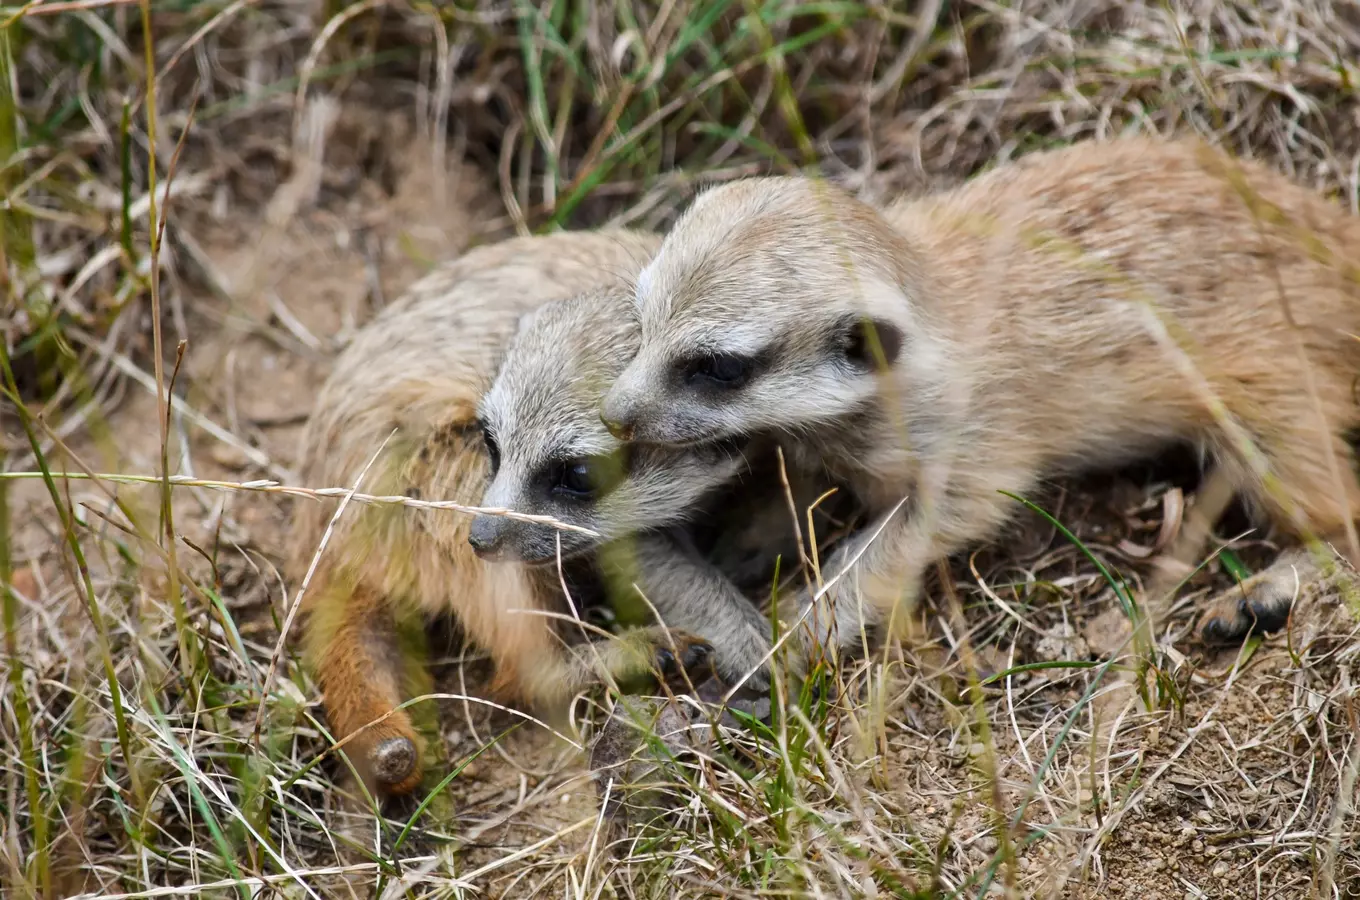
[0, 470, 603, 536]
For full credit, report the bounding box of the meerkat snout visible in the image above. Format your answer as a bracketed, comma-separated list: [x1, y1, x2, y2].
[600, 411, 634, 442]
[598, 365, 655, 442]
[467, 515, 507, 558]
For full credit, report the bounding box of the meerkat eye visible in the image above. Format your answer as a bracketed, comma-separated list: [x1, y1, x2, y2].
[478, 421, 501, 475]
[680, 352, 754, 389]
[550, 453, 625, 500]
[554, 461, 594, 498]
[840, 317, 904, 372]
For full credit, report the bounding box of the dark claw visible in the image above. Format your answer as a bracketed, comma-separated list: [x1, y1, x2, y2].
[372, 736, 417, 785]
[1200, 615, 1238, 646]
[654, 640, 714, 688]
[681, 641, 713, 671]
[1247, 596, 1291, 633]
[1201, 590, 1293, 647]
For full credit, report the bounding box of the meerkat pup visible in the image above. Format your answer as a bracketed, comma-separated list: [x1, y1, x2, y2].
[599, 134, 1360, 656]
[293, 229, 729, 798]
[470, 283, 860, 694]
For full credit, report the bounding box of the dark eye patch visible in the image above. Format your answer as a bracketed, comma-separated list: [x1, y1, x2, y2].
[477, 419, 501, 475]
[545, 451, 626, 501]
[839, 316, 904, 372]
[676, 351, 760, 390]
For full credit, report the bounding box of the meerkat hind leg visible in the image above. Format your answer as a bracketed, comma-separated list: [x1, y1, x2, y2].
[1198, 426, 1360, 645]
[1197, 546, 1327, 645]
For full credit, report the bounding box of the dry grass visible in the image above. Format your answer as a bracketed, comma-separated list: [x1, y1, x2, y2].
[3, 0, 1360, 897]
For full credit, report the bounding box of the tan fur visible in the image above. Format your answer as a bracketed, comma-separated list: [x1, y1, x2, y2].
[290, 230, 726, 796]
[603, 135, 1360, 654]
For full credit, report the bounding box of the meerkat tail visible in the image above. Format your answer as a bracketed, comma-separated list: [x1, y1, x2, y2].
[300, 579, 426, 795]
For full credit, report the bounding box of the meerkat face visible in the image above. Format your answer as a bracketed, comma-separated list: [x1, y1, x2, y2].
[598, 176, 912, 448]
[468, 288, 748, 565]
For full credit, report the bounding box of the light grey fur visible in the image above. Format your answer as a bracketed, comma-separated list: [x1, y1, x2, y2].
[471, 287, 773, 686]
[473, 285, 859, 689]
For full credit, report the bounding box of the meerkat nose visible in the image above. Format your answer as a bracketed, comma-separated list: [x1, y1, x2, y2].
[600, 413, 634, 442]
[468, 516, 505, 557]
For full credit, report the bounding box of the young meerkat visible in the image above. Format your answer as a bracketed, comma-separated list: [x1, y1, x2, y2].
[293, 229, 731, 798]
[598, 134, 1360, 655]
[470, 284, 860, 693]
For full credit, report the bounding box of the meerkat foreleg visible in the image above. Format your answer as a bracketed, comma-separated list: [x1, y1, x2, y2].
[801, 513, 935, 663]
[801, 452, 1046, 660]
[621, 532, 784, 692]
[530, 625, 720, 704]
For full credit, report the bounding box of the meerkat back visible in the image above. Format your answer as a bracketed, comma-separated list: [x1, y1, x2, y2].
[289, 229, 661, 795]
[886, 136, 1360, 522]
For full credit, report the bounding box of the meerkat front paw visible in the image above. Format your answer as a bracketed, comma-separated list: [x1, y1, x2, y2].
[1197, 549, 1320, 645]
[649, 631, 715, 690]
[605, 626, 716, 694]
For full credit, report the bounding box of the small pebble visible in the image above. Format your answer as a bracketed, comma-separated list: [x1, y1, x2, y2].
[210, 444, 251, 468]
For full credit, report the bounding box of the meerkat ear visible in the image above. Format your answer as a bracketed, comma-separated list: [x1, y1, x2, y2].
[842, 316, 904, 371]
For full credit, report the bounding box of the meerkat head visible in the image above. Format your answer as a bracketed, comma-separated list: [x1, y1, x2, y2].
[599, 176, 923, 447]
[468, 286, 749, 564]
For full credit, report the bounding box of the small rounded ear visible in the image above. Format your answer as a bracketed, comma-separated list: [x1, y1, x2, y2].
[842, 316, 904, 371]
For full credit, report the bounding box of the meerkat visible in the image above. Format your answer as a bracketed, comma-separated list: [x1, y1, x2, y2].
[468, 285, 860, 693]
[598, 134, 1360, 657]
[292, 229, 732, 798]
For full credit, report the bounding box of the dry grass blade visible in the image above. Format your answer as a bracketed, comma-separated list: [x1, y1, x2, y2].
[0, 471, 604, 535]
